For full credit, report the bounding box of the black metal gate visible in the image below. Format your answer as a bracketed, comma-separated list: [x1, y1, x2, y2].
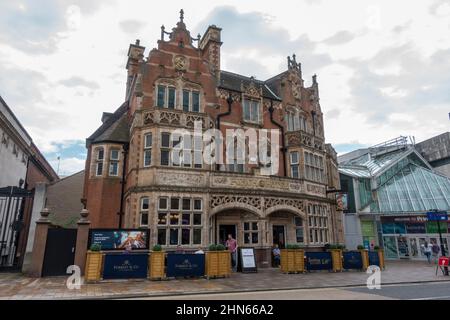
[0, 186, 33, 270]
[42, 228, 77, 277]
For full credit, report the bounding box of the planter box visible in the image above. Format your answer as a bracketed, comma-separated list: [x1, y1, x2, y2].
[205, 251, 231, 278]
[328, 249, 343, 272]
[377, 249, 385, 270]
[85, 251, 103, 283]
[359, 249, 369, 271]
[149, 251, 165, 280]
[280, 249, 305, 273]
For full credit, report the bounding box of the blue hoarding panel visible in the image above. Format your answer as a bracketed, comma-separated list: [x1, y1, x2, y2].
[368, 251, 380, 267]
[166, 254, 205, 277]
[343, 251, 363, 270]
[306, 252, 333, 271]
[103, 253, 148, 279]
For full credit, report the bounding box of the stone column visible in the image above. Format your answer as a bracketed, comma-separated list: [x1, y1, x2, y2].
[27, 208, 51, 277]
[74, 209, 91, 275]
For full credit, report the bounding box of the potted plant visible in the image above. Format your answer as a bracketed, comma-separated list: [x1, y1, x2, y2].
[373, 246, 385, 270]
[149, 244, 166, 280]
[205, 243, 231, 279]
[357, 245, 369, 270]
[85, 243, 103, 282]
[280, 244, 305, 273]
[327, 244, 344, 272]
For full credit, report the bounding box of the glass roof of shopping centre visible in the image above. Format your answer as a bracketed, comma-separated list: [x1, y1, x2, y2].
[373, 163, 450, 213]
[339, 144, 450, 213]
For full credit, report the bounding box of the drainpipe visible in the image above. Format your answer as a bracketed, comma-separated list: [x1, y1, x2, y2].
[215, 92, 233, 170]
[268, 100, 287, 176]
[118, 142, 129, 228]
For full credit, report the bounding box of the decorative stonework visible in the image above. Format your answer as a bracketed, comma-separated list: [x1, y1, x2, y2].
[144, 112, 154, 125]
[242, 82, 262, 99]
[159, 111, 181, 125]
[210, 194, 262, 211]
[265, 197, 304, 212]
[156, 171, 206, 187]
[211, 175, 304, 193]
[287, 131, 324, 151]
[216, 89, 241, 102]
[186, 114, 206, 128]
[173, 55, 187, 71]
[306, 183, 326, 196]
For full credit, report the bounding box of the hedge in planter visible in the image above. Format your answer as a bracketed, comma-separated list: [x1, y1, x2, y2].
[326, 244, 344, 272]
[280, 244, 305, 274]
[149, 244, 166, 280]
[357, 245, 369, 271]
[85, 244, 103, 283]
[205, 244, 231, 279]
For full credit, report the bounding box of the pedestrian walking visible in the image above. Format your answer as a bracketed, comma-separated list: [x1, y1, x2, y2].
[423, 241, 432, 264]
[432, 241, 441, 264]
[226, 234, 238, 272]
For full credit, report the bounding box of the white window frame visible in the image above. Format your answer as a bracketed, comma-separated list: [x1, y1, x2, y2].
[140, 197, 150, 227]
[144, 133, 152, 167]
[243, 98, 261, 124]
[290, 151, 299, 178]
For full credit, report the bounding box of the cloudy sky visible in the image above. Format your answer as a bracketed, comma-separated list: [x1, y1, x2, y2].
[1, 0, 449, 175]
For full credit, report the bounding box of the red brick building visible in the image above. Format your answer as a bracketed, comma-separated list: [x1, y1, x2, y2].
[84, 11, 343, 267]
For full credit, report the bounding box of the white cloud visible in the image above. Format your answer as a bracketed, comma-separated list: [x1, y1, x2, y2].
[0, 0, 449, 173]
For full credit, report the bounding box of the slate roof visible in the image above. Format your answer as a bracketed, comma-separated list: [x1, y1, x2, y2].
[219, 70, 282, 101]
[86, 101, 129, 146]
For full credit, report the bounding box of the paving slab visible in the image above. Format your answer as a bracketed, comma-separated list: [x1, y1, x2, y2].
[0, 260, 448, 300]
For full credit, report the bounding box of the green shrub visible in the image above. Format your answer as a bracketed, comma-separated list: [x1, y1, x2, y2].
[208, 244, 217, 251]
[357, 245, 365, 250]
[90, 243, 101, 252]
[374, 246, 380, 251]
[216, 244, 226, 251]
[286, 244, 300, 249]
[152, 244, 162, 252]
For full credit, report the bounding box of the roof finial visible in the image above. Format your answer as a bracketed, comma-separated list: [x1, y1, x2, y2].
[180, 9, 184, 23]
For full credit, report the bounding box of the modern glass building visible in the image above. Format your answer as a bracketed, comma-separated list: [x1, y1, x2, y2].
[339, 136, 450, 259]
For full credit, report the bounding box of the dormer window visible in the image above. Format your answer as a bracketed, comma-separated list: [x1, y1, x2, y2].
[182, 89, 200, 112]
[157, 85, 176, 109]
[243, 99, 260, 123]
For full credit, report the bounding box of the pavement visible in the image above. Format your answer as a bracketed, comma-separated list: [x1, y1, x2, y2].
[0, 260, 449, 300]
[136, 282, 450, 300]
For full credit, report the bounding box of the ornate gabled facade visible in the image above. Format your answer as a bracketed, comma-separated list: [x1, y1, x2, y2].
[83, 10, 343, 267]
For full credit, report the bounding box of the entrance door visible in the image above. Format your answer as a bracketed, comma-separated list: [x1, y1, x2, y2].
[219, 225, 236, 246]
[397, 236, 410, 258]
[383, 236, 398, 259]
[272, 225, 285, 249]
[42, 228, 77, 277]
[408, 238, 419, 258]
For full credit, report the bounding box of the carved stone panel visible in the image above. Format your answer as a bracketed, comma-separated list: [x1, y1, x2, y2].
[156, 171, 206, 187]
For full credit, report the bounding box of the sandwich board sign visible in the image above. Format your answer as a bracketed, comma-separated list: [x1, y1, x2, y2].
[239, 247, 257, 273]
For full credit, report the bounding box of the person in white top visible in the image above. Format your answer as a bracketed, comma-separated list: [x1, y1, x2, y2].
[423, 242, 432, 264]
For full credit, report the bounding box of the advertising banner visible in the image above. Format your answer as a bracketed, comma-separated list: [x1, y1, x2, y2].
[102, 253, 149, 279]
[405, 223, 426, 234]
[166, 254, 205, 277]
[89, 229, 149, 250]
[336, 192, 348, 211]
[343, 251, 363, 270]
[305, 252, 333, 271]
